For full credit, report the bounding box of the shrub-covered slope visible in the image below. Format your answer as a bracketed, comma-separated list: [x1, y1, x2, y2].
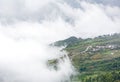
[54, 33, 120, 82]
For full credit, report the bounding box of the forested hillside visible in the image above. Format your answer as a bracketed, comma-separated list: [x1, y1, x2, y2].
[53, 33, 120, 82]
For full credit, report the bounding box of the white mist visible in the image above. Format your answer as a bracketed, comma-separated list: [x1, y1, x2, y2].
[0, 21, 75, 82]
[0, 0, 120, 82]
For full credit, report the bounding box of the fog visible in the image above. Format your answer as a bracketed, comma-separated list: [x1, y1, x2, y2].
[0, 0, 120, 37]
[0, 21, 75, 82]
[0, 0, 120, 82]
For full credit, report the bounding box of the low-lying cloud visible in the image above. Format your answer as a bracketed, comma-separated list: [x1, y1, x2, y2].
[0, 0, 120, 82]
[0, 0, 120, 38]
[0, 21, 74, 82]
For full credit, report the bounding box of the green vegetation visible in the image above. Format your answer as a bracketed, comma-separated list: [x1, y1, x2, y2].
[52, 36, 81, 47]
[54, 33, 120, 82]
[47, 59, 58, 70]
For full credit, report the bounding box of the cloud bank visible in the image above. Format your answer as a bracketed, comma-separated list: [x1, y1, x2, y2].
[0, 0, 120, 82]
[0, 0, 119, 38]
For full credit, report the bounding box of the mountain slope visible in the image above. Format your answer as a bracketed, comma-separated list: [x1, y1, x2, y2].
[52, 36, 81, 46]
[53, 33, 120, 82]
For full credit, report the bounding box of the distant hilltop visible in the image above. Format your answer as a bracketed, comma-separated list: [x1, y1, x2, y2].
[53, 33, 120, 47]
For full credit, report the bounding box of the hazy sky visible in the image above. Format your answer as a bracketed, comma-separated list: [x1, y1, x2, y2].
[0, 0, 120, 38]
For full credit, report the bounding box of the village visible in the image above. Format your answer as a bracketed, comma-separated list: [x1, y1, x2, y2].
[84, 44, 120, 53]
